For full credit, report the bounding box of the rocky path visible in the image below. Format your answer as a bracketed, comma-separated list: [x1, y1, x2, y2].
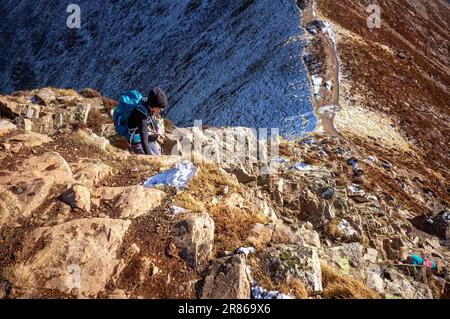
[299, 0, 340, 137]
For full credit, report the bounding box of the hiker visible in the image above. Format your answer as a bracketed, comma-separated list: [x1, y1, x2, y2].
[399, 247, 438, 270]
[113, 88, 167, 155]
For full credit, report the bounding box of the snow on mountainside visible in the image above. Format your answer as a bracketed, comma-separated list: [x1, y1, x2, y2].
[0, 0, 316, 136]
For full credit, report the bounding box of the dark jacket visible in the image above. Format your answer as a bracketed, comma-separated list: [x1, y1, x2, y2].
[127, 107, 159, 155]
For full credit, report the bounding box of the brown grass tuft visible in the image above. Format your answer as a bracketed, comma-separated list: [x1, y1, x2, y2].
[279, 140, 294, 158]
[321, 263, 379, 299]
[80, 87, 102, 98]
[172, 164, 267, 252]
[86, 108, 112, 134]
[209, 204, 267, 253]
[101, 97, 118, 113]
[48, 87, 78, 96]
[247, 256, 308, 299]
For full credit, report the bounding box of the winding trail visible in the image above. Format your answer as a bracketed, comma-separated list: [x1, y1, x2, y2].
[298, 0, 340, 137]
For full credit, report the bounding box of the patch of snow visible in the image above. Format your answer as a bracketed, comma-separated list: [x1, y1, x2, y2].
[367, 156, 377, 163]
[251, 285, 294, 299]
[311, 75, 323, 95]
[245, 264, 294, 299]
[322, 21, 343, 82]
[143, 161, 196, 189]
[289, 162, 318, 171]
[169, 205, 186, 216]
[236, 247, 256, 255]
[337, 219, 357, 238]
[347, 184, 365, 196]
[1, 0, 317, 138]
[272, 157, 291, 164]
[326, 80, 333, 91]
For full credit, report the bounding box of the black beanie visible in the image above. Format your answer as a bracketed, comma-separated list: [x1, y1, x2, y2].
[146, 87, 167, 109]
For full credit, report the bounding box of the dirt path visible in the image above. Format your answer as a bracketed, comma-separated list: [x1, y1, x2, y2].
[299, 0, 340, 137]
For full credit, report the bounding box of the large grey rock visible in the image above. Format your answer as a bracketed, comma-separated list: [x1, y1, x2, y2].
[11, 218, 131, 298]
[171, 212, 215, 272]
[61, 185, 91, 212]
[259, 244, 322, 293]
[201, 254, 250, 299]
[325, 243, 364, 275]
[365, 265, 384, 294]
[91, 185, 166, 219]
[0, 152, 73, 220]
[0, 119, 16, 136]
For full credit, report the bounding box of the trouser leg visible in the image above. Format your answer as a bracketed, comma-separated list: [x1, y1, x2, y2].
[148, 141, 161, 155]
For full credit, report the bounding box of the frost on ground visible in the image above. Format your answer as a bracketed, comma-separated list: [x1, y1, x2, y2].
[337, 219, 357, 238]
[169, 205, 186, 216]
[245, 266, 293, 299]
[143, 161, 196, 189]
[0, 0, 317, 138]
[236, 247, 256, 255]
[251, 285, 294, 300]
[311, 75, 323, 96]
[289, 162, 319, 171]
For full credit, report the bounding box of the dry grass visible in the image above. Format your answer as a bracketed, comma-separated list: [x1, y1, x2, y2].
[172, 192, 206, 212]
[86, 108, 112, 134]
[321, 263, 379, 299]
[279, 140, 294, 158]
[80, 87, 102, 98]
[209, 204, 267, 253]
[47, 87, 78, 96]
[101, 97, 118, 113]
[247, 256, 308, 299]
[172, 164, 267, 252]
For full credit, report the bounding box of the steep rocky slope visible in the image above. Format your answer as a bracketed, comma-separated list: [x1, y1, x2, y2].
[0, 88, 449, 299]
[0, 0, 449, 300]
[315, 0, 450, 177]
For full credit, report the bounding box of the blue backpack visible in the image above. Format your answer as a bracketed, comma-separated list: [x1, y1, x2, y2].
[113, 90, 148, 143]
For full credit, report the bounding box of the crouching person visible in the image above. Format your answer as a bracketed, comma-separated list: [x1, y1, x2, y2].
[113, 87, 167, 155]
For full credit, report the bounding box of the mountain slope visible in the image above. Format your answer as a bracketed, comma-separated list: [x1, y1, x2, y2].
[0, 0, 316, 136]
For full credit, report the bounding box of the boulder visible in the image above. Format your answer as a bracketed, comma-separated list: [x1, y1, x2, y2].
[171, 212, 215, 272]
[201, 254, 251, 299]
[325, 243, 364, 275]
[296, 226, 321, 249]
[31, 88, 56, 106]
[6, 132, 52, 148]
[384, 270, 433, 299]
[225, 167, 257, 184]
[271, 224, 304, 245]
[363, 248, 379, 263]
[259, 244, 322, 293]
[246, 223, 274, 249]
[60, 185, 91, 211]
[323, 204, 336, 219]
[70, 160, 113, 188]
[74, 130, 109, 151]
[91, 185, 166, 219]
[365, 265, 384, 294]
[0, 152, 73, 217]
[0, 119, 16, 136]
[11, 218, 131, 298]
